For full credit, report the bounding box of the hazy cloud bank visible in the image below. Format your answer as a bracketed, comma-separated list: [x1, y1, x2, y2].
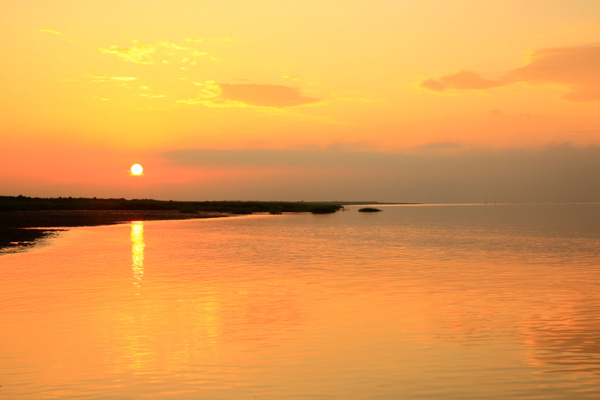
[161, 145, 600, 203]
[422, 44, 600, 102]
[162, 148, 402, 168]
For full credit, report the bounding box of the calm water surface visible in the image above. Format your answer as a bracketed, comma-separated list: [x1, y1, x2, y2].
[1, 204, 600, 399]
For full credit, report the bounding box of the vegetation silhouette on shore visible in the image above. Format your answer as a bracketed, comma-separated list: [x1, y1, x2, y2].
[0, 196, 346, 252]
[1, 196, 418, 252]
[0, 195, 344, 214]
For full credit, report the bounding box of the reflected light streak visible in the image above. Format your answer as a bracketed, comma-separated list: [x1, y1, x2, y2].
[131, 221, 145, 290]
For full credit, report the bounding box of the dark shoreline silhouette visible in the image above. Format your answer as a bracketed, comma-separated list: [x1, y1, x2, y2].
[0, 196, 349, 253]
[0, 195, 346, 214]
[0, 209, 225, 254]
[1, 195, 422, 253]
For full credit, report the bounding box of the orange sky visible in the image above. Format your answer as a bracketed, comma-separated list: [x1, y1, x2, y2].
[1, 1, 600, 202]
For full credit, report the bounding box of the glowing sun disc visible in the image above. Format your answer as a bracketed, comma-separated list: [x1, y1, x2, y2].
[130, 164, 144, 175]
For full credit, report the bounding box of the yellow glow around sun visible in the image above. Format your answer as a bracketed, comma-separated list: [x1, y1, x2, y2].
[130, 164, 144, 176]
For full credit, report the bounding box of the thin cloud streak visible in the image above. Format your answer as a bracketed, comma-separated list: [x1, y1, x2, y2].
[180, 82, 321, 108]
[421, 71, 505, 92]
[218, 83, 320, 107]
[39, 29, 62, 35]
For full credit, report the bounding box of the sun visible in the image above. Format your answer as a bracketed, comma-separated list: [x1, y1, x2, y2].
[130, 164, 144, 176]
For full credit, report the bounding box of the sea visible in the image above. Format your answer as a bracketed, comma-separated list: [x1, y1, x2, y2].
[1, 203, 600, 399]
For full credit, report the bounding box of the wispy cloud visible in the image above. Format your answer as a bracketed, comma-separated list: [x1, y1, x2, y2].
[90, 76, 137, 82]
[505, 45, 600, 102]
[184, 37, 234, 43]
[39, 29, 62, 35]
[99, 39, 211, 66]
[217, 83, 320, 107]
[179, 81, 321, 108]
[422, 44, 600, 102]
[421, 71, 505, 92]
[100, 41, 156, 64]
[159, 40, 207, 57]
[97, 39, 318, 108]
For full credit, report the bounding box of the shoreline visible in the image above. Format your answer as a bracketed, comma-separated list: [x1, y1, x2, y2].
[0, 197, 349, 254]
[0, 210, 229, 254]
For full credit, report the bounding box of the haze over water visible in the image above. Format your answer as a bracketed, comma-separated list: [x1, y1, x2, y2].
[1, 203, 600, 399]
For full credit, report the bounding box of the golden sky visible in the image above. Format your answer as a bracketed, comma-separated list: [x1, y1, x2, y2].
[2, 1, 600, 202]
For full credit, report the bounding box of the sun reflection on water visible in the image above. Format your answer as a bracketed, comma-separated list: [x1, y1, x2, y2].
[131, 221, 145, 290]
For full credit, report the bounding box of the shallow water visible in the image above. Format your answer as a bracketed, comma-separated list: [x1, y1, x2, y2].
[1, 204, 600, 399]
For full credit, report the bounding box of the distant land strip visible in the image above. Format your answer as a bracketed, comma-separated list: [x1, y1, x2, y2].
[1, 195, 382, 253]
[0, 195, 351, 214]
